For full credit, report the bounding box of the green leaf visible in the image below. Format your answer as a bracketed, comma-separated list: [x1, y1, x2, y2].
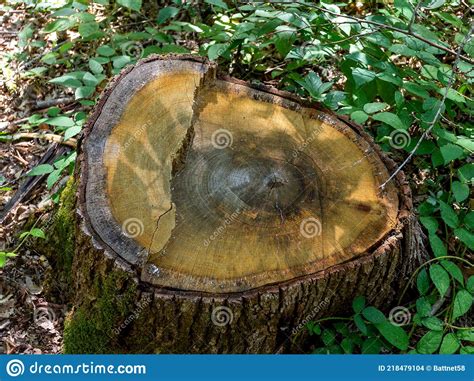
[89, 59, 103, 75]
[207, 43, 228, 61]
[340, 337, 354, 354]
[75, 86, 95, 100]
[117, 0, 142, 11]
[78, 22, 99, 38]
[157, 6, 179, 24]
[451, 181, 469, 202]
[49, 75, 82, 88]
[467, 276, 474, 294]
[416, 297, 432, 317]
[457, 328, 474, 341]
[354, 314, 368, 335]
[429, 264, 450, 296]
[420, 216, 438, 234]
[363, 102, 388, 114]
[439, 333, 459, 354]
[83, 72, 98, 87]
[460, 346, 474, 354]
[429, 234, 447, 257]
[457, 163, 474, 183]
[27, 164, 54, 176]
[97, 45, 115, 57]
[438, 200, 459, 228]
[362, 307, 386, 324]
[321, 329, 336, 346]
[454, 228, 474, 250]
[361, 337, 382, 354]
[351, 110, 368, 124]
[440, 143, 464, 164]
[452, 289, 473, 321]
[352, 68, 376, 88]
[46, 116, 75, 128]
[64, 125, 82, 141]
[29, 228, 45, 239]
[205, 0, 228, 9]
[403, 82, 430, 98]
[352, 296, 366, 313]
[422, 316, 444, 331]
[416, 268, 430, 295]
[372, 112, 407, 130]
[374, 321, 408, 350]
[440, 261, 464, 285]
[417, 330, 443, 354]
[112, 55, 132, 69]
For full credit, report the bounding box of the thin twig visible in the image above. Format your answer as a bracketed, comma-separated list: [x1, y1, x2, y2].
[12, 132, 77, 148]
[408, 0, 423, 33]
[380, 23, 474, 189]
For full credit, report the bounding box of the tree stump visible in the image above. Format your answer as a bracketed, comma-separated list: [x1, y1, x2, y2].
[64, 55, 425, 353]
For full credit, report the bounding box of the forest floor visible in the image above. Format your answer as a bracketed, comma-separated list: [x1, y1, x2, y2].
[1, 7, 66, 354]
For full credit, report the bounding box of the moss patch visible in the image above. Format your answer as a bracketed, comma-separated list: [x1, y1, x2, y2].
[63, 270, 138, 353]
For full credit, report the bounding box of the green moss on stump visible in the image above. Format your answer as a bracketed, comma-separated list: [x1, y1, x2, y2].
[63, 271, 138, 354]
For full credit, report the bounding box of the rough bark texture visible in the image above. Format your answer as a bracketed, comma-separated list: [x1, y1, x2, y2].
[53, 55, 427, 354]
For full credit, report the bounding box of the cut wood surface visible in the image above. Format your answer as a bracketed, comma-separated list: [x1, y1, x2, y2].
[66, 55, 424, 353]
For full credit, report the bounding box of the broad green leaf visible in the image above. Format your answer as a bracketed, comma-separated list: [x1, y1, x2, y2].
[49, 75, 82, 88]
[75, 86, 95, 100]
[352, 296, 366, 313]
[460, 346, 474, 354]
[29, 228, 45, 239]
[417, 330, 443, 354]
[420, 216, 438, 234]
[441, 260, 464, 285]
[83, 72, 98, 87]
[457, 163, 474, 183]
[438, 200, 459, 228]
[354, 314, 368, 335]
[351, 110, 368, 124]
[89, 59, 103, 74]
[416, 297, 432, 317]
[467, 276, 474, 294]
[403, 82, 430, 98]
[361, 337, 382, 354]
[157, 6, 179, 24]
[416, 268, 430, 295]
[64, 125, 82, 141]
[429, 233, 447, 257]
[117, 0, 142, 11]
[27, 164, 54, 176]
[363, 102, 388, 114]
[321, 329, 336, 346]
[374, 321, 408, 350]
[97, 45, 115, 57]
[46, 116, 75, 128]
[429, 264, 450, 296]
[451, 181, 469, 202]
[205, 0, 228, 9]
[362, 307, 386, 324]
[352, 68, 376, 88]
[440, 143, 464, 164]
[372, 112, 407, 130]
[207, 43, 228, 61]
[452, 289, 473, 321]
[439, 333, 460, 354]
[422, 316, 444, 331]
[78, 22, 99, 38]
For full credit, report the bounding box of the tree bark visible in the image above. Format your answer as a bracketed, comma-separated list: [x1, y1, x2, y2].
[59, 55, 426, 353]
